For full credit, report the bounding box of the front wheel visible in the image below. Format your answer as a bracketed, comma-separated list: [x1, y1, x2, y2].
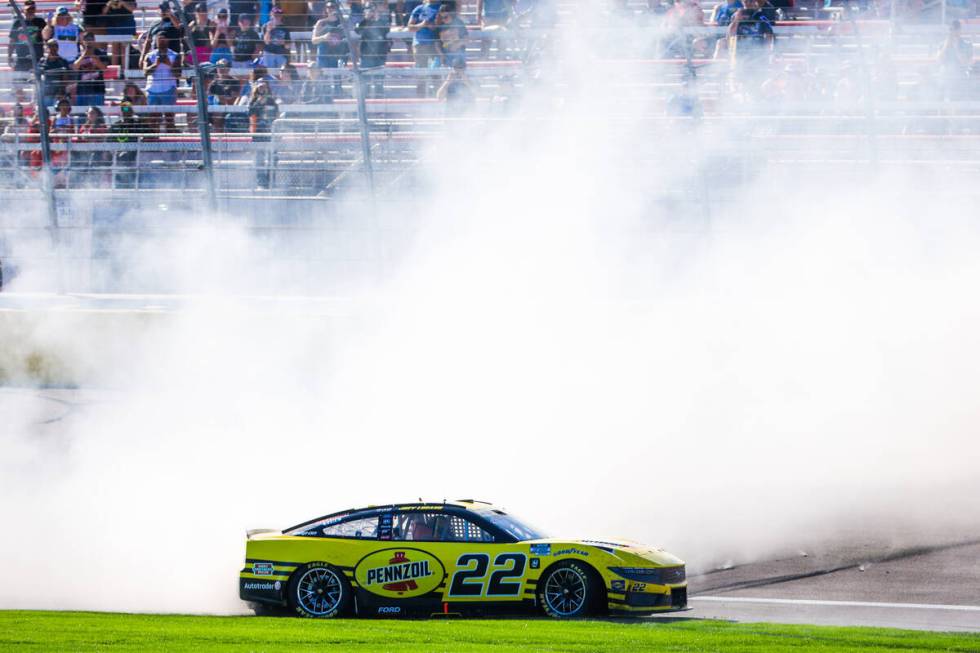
[288, 562, 352, 618]
[537, 561, 596, 618]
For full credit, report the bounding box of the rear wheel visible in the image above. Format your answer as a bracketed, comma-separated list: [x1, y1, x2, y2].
[537, 561, 596, 618]
[288, 563, 352, 618]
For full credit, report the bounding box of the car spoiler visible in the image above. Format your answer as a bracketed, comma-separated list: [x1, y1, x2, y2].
[246, 528, 280, 539]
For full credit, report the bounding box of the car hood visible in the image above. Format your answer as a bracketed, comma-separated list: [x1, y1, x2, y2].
[527, 538, 684, 566]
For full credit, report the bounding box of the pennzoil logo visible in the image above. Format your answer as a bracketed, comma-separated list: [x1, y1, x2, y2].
[355, 548, 445, 598]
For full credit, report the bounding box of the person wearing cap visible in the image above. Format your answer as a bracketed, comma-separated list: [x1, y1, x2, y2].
[72, 30, 109, 106]
[407, 0, 440, 95]
[311, 2, 348, 96]
[207, 58, 241, 130]
[8, 0, 48, 73]
[187, 3, 215, 64]
[260, 6, 291, 68]
[39, 39, 73, 105]
[43, 6, 82, 63]
[232, 13, 262, 63]
[142, 1, 185, 66]
[228, 0, 257, 28]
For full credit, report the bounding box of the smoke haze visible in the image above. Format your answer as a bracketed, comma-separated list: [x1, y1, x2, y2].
[2, 23, 980, 613]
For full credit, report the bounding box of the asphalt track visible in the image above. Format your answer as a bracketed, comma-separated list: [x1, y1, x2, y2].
[3, 386, 979, 633]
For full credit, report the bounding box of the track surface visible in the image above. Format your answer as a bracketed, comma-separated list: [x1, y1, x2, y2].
[3, 386, 979, 633]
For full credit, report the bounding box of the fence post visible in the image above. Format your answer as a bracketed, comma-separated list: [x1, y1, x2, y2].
[8, 0, 61, 286]
[335, 0, 377, 200]
[170, 0, 217, 212]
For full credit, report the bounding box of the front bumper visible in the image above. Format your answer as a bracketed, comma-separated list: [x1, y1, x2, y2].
[608, 584, 687, 613]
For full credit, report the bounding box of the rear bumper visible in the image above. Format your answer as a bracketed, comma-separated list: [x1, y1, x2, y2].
[239, 576, 287, 606]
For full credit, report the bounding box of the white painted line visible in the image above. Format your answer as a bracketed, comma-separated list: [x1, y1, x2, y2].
[692, 596, 980, 612]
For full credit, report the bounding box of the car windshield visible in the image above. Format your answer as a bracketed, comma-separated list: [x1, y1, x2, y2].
[477, 509, 547, 541]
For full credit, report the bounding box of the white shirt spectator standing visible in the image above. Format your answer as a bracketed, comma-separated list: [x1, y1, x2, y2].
[143, 34, 181, 131]
[44, 6, 82, 62]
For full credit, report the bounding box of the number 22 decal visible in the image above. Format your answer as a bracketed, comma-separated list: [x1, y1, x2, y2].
[448, 553, 527, 597]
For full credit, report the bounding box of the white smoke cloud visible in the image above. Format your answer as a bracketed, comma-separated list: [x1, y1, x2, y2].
[2, 20, 980, 613]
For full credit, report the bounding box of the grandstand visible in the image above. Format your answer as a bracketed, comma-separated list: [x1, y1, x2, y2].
[0, 0, 978, 197]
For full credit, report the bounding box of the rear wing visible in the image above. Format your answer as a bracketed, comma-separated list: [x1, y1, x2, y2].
[246, 528, 280, 540]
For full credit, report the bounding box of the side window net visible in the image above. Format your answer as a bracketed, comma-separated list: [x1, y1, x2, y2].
[321, 515, 378, 539]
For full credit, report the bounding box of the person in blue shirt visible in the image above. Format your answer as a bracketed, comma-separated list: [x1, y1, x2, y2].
[727, 0, 773, 94]
[711, 0, 742, 25]
[408, 0, 439, 94]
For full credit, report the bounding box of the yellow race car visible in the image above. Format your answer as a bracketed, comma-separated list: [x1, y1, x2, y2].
[240, 500, 687, 619]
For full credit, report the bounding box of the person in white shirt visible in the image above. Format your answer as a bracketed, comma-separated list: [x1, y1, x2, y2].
[142, 33, 181, 131]
[43, 6, 82, 62]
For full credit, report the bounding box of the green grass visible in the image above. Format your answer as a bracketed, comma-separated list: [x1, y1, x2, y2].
[1, 611, 977, 652]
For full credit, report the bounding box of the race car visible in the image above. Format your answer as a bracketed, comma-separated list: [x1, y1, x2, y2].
[240, 500, 688, 619]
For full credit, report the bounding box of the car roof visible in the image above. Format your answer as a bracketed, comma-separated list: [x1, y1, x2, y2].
[285, 500, 504, 533]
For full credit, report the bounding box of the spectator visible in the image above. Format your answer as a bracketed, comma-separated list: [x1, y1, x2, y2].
[52, 97, 75, 131]
[207, 58, 241, 129]
[73, 31, 109, 106]
[80, 104, 107, 133]
[143, 33, 181, 131]
[436, 2, 467, 69]
[727, 0, 774, 92]
[187, 4, 215, 65]
[233, 13, 262, 62]
[347, 0, 366, 26]
[260, 6, 291, 68]
[44, 6, 82, 63]
[248, 80, 279, 188]
[390, 0, 422, 27]
[39, 39, 73, 105]
[3, 104, 31, 135]
[122, 80, 148, 105]
[143, 2, 185, 63]
[210, 14, 235, 63]
[8, 0, 47, 73]
[77, 0, 108, 36]
[238, 64, 275, 99]
[275, 62, 301, 102]
[408, 0, 440, 94]
[311, 2, 350, 96]
[711, 0, 743, 25]
[355, 2, 389, 96]
[101, 0, 137, 66]
[937, 19, 973, 99]
[278, 0, 310, 31]
[477, 0, 512, 26]
[78, 105, 110, 170]
[228, 0, 257, 26]
[301, 61, 334, 103]
[108, 100, 144, 187]
[436, 58, 474, 114]
[178, 0, 201, 24]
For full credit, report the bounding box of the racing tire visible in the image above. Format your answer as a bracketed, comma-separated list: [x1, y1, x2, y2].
[537, 561, 598, 619]
[288, 562, 353, 618]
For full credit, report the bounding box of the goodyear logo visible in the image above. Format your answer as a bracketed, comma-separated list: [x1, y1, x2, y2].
[355, 548, 445, 599]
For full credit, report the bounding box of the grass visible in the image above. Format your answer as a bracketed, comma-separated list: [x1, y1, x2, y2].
[0, 611, 980, 653]
[0, 611, 977, 652]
